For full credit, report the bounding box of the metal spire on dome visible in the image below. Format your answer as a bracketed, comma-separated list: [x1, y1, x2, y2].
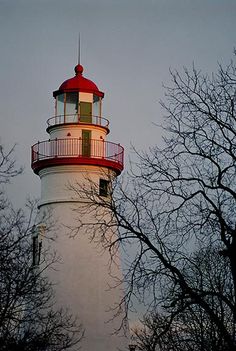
[74, 34, 83, 76]
[78, 33, 81, 65]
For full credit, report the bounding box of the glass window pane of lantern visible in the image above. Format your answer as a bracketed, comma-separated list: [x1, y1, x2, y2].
[93, 95, 100, 119]
[65, 92, 78, 122]
[57, 94, 64, 116]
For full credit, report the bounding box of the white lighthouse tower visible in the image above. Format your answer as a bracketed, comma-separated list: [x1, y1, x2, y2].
[31, 62, 128, 351]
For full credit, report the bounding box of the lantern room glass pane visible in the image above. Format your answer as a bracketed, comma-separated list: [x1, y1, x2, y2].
[65, 93, 78, 122]
[93, 98, 100, 118]
[57, 94, 64, 116]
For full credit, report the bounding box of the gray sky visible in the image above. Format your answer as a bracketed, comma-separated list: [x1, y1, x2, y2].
[0, 0, 235, 205]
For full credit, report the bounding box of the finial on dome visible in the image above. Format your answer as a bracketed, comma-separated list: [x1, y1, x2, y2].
[75, 64, 83, 75]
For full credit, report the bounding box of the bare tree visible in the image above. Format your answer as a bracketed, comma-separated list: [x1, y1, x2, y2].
[0, 144, 22, 184]
[132, 246, 233, 351]
[0, 145, 84, 350]
[71, 57, 236, 350]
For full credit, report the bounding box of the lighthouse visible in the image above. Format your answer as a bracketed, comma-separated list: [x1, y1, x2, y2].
[31, 62, 128, 351]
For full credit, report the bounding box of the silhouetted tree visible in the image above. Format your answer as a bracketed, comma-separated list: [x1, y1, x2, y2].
[132, 246, 233, 351]
[0, 145, 83, 350]
[71, 56, 236, 350]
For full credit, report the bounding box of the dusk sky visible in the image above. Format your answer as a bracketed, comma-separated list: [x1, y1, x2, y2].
[0, 0, 235, 205]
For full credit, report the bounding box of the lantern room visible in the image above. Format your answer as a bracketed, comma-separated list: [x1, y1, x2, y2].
[52, 64, 105, 126]
[31, 62, 124, 176]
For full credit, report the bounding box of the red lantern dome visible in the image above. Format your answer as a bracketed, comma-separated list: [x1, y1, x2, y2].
[53, 64, 104, 98]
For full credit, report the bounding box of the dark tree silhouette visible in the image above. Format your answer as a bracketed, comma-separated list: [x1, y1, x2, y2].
[71, 56, 236, 350]
[132, 246, 233, 351]
[0, 145, 84, 350]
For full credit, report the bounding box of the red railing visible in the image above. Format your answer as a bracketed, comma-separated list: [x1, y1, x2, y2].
[31, 138, 124, 169]
[47, 114, 110, 129]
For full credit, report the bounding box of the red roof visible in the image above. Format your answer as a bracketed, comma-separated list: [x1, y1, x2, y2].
[53, 64, 104, 98]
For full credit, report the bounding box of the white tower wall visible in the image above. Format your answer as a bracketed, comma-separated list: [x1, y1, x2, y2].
[49, 125, 107, 140]
[38, 165, 111, 205]
[39, 187, 127, 351]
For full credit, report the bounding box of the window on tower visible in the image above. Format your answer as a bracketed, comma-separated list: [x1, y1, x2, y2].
[99, 179, 109, 197]
[32, 225, 45, 266]
[32, 232, 41, 266]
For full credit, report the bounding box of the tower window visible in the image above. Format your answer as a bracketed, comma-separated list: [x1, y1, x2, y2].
[32, 233, 42, 266]
[32, 225, 45, 266]
[99, 179, 109, 197]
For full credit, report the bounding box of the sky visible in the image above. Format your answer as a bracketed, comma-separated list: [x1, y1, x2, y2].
[0, 0, 235, 204]
[0, 0, 235, 329]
